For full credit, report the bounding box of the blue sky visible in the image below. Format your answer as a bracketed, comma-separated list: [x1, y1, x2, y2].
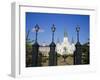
[26, 12, 89, 45]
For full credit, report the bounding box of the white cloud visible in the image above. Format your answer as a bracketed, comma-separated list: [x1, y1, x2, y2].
[32, 28, 45, 32]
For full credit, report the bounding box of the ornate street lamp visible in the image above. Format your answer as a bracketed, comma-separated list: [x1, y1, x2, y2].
[51, 24, 56, 42]
[76, 25, 80, 42]
[34, 24, 40, 42]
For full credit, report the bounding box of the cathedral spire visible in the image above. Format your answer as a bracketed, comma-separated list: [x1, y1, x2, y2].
[64, 28, 68, 37]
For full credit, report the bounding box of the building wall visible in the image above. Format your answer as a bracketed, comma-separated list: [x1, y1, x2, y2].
[39, 46, 50, 56]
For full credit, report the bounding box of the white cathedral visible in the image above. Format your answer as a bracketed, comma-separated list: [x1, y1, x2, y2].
[56, 30, 75, 55]
[39, 30, 76, 56]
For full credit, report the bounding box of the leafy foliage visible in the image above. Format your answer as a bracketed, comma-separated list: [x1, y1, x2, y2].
[81, 42, 89, 64]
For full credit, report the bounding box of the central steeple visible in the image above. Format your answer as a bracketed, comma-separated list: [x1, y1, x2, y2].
[63, 28, 68, 44]
[64, 28, 68, 37]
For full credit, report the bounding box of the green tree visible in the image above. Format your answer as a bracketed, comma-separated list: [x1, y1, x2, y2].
[81, 42, 89, 64]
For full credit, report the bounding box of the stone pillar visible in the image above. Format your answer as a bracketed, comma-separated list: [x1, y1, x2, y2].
[74, 42, 82, 65]
[32, 42, 39, 67]
[49, 42, 57, 66]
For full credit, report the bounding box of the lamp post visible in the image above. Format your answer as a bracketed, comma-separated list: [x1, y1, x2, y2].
[35, 24, 40, 42]
[51, 24, 56, 42]
[49, 24, 57, 66]
[74, 25, 82, 65]
[76, 25, 80, 43]
[32, 24, 40, 67]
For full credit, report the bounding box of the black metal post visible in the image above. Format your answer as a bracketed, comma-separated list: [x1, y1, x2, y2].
[49, 24, 57, 66]
[77, 31, 79, 42]
[74, 25, 82, 65]
[36, 31, 38, 42]
[52, 32, 54, 42]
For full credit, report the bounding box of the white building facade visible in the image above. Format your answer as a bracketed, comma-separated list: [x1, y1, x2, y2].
[56, 30, 75, 55]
